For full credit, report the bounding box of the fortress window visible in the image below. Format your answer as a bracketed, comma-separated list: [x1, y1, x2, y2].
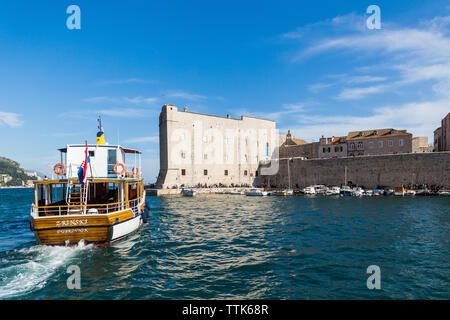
[399, 139, 404, 146]
[349, 143, 355, 150]
[203, 170, 208, 175]
[244, 170, 248, 176]
[357, 142, 364, 150]
[369, 142, 374, 149]
[181, 169, 186, 176]
[181, 152, 186, 159]
[378, 141, 384, 148]
[224, 170, 228, 176]
[388, 140, 393, 147]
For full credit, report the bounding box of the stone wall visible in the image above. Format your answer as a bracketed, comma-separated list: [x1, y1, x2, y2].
[279, 142, 319, 159]
[156, 104, 277, 188]
[261, 152, 450, 189]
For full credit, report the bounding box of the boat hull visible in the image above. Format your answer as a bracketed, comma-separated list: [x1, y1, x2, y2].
[30, 207, 144, 246]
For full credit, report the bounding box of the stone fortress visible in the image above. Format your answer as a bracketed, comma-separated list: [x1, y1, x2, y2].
[156, 104, 278, 189]
[155, 106, 450, 190]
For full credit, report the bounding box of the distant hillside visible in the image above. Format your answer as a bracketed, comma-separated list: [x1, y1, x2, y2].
[0, 156, 37, 186]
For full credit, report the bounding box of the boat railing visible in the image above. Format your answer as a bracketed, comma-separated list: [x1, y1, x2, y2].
[32, 196, 144, 217]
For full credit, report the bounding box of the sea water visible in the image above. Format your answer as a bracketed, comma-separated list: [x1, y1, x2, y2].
[0, 188, 448, 299]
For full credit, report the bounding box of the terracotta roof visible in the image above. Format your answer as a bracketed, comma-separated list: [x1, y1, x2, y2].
[292, 138, 308, 145]
[284, 137, 308, 146]
[346, 128, 411, 140]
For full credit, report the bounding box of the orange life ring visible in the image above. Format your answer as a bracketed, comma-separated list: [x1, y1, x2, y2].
[54, 163, 66, 175]
[113, 163, 126, 175]
[132, 167, 139, 177]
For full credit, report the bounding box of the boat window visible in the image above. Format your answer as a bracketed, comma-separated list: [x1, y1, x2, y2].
[107, 149, 117, 174]
[128, 182, 138, 200]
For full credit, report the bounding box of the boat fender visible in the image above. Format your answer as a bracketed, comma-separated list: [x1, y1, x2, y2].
[142, 203, 150, 223]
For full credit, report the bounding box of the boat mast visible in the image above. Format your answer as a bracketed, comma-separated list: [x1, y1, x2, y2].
[287, 158, 291, 190]
[344, 166, 348, 186]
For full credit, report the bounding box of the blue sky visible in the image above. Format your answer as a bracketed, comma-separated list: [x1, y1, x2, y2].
[1, 0, 449, 182]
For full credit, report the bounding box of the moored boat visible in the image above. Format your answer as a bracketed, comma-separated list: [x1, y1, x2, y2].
[340, 186, 353, 196]
[181, 189, 198, 197]
[245, 189, 268, 196]
[302, 186, 316, 195]
[29, 118, 147, 246]
[394, 186, 406, 196]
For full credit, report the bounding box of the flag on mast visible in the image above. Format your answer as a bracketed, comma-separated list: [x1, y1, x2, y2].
[77, 141, 90, 184]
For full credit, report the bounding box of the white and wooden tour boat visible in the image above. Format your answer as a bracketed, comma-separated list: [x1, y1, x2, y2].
[29, 118, 148, 246]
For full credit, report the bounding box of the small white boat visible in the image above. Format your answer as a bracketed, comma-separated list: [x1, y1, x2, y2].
[327, 186, 340, 195]
[303, 186, 316, 195]
[313, 185, 328, 195]
[281, 189, 294, 196]
[229, 191, 244, 195]
[405, 190, 416, 196]
[181, 189, 197, 197]
[364, 190, 373, 196]
[438, 190, 450, 196]
[353, 187, 364, 197]
[245, 189, 268, 196]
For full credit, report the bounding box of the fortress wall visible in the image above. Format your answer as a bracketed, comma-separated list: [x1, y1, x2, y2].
[263, 152, 450, 189]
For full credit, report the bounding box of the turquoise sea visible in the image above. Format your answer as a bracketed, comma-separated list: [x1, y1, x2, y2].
[0, 188, 448, 299]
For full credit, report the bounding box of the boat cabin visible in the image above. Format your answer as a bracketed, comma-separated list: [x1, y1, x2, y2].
[33, 139, 144, 217]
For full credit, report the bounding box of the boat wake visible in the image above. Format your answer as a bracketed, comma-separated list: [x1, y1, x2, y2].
[0, 241, 92, 299]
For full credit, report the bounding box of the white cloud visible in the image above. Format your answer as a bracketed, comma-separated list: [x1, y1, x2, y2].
[97, 78, 152, 85]
[124, 136, 159, 143]
[83, 96, 158, 105]
[336, 84, 387, 100]
[0, 111, 23, 127]
[167, 91, 207, 101]
[59, 108, 155, 119]
[286, 99, 449, 142]
[235, 102, 310, 121]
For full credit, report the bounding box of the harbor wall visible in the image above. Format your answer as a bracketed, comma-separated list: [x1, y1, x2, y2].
[262, 152, 450, 189]
[145, 187, 263, 196]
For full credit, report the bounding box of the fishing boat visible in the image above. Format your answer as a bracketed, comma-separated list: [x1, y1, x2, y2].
[245, 189, 268, 196]
[181, 189, 197, 197]
[353, 187, 364, 197]
[373, 190, 382, 197]
[279, 189, 294, 196]
[340, 186, 353, 196]
[326, 186, 340, 195]
[302, 186, 316, 195]
[29, 118, 148, 246]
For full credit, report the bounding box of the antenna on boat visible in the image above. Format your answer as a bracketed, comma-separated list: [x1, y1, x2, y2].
[96, 116, 106, 145]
